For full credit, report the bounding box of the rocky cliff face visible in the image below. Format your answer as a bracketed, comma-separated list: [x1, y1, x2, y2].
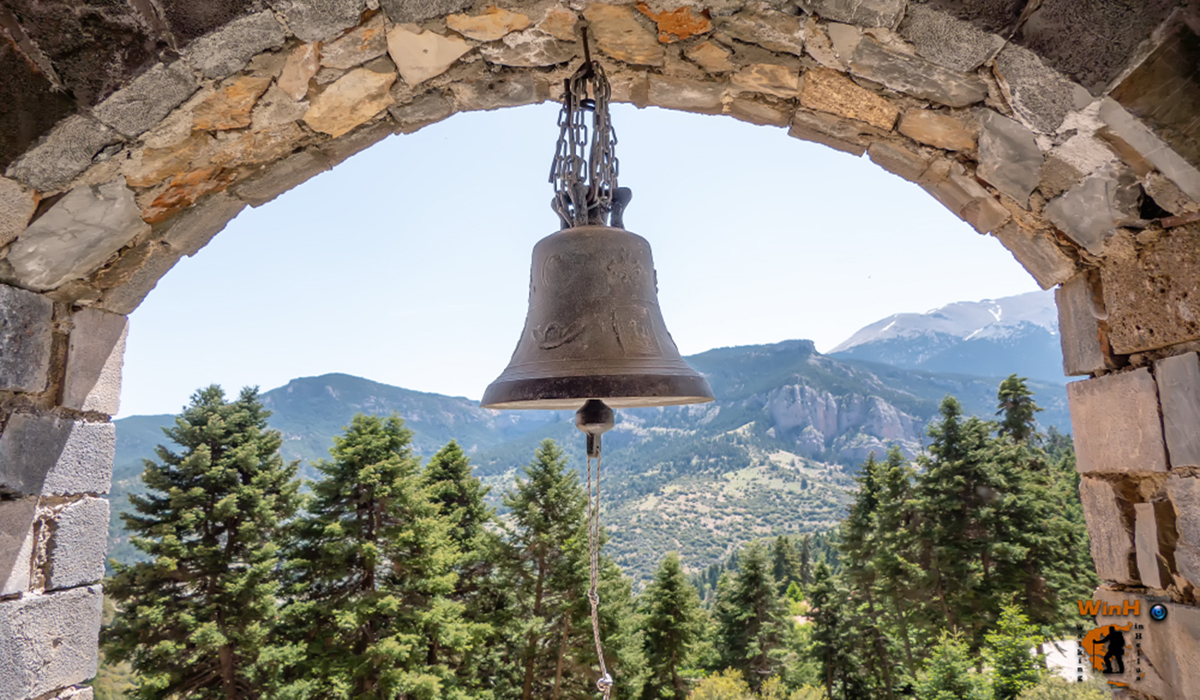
[765, 383, 923, 461]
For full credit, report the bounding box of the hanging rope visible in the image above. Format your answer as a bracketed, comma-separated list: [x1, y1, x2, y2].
[586, 450, 613, 699]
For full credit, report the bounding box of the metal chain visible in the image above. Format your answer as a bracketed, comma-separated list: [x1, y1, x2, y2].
[586, 452, 613, 699]
[549, 27, 620, 230]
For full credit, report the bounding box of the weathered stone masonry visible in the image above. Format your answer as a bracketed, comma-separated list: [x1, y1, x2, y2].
[1, 1, 1199, 698]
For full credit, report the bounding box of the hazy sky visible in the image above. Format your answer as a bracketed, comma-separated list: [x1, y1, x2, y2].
[120, 103, 1039, 417]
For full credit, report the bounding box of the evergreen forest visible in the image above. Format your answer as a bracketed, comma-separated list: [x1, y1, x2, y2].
[96, 375, 1108, 700]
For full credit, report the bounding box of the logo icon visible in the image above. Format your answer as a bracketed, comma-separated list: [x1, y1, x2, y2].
[1149, 604, 1168, 622]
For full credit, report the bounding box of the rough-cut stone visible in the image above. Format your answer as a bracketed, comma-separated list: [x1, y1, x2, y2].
[251, 85, 310, 131]
[449, 75, 546, 112]
[825, 22, 862, 64]
[246, 50, 290, 81]
[304, 67, 396, 138]
[647, 75, 725, 115]
[1169, 473, 1200, 589]
[480, 30, 575, 67]
[685, 41, 735, 73]
[279, 42, 321, 101]
[0, 284, 53, 394]
[1079, 478, 1137, 583]
[1135, 501, 1172, 590]
[797, 0, 905, 28]
[848, 37, 987, 108]
[1037, 155, 1083, 200]
[993, 44, 1091, 134]
[387, 25, 472, 87]
[717, 10, 804, 56]
[192, 75, 274, 131]
[5, 116, 122, 193]
[8, 179, 149, 292]
[159, 192, 246, 257]
[391, 92, 456, 132]
[123, 132, 214, 189]
[1043, 166, 1141, 255]
[867, 142, 928, 182]
[1144, 172, 1200, 217]
[993, 223, 1076, 290]
[636, 3, 712, 43]
[0, 178, 36, 248]
[0, 416, 115, 496]
[380, 0, 471, 24]
[789, 109, 874, 156]
[802, 16, 843, 71]
[447, 6, 531, 42]
[897, 109, 975, 151]
[47, 497, 109, 591]
[268, 0, 365, 42]
[918, 160, 1011, 234]
[1101, 227, 1200, 355]
[1099, 98, 1200, 203]
[800, 66, 897, 130]
[0, 586, 103, 700]
[583, 4, 664, 67]
[537, 6, 577, 42]
[0, 498, 35, 596]
[977, 110, 1043, 205]
[97, 244, 182, 315]
[92, 62, 198, 139]
[1069, 369, 1167, 475]
[1055, 272, 1110, 375]
[1158, 353, 1200, 469]
[184, 10, 288, 80]
[897, 3, 1005, 73]
[731, 63, 799, 99]
[141, 166, 238, 224]
[235, 150, 333, 207]
[726, 98, 790, 128]
[63, 308, 127, 415]
[321, 13, 388, 69]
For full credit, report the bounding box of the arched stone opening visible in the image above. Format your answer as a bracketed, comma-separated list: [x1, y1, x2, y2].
[1, 1, 1199, 698]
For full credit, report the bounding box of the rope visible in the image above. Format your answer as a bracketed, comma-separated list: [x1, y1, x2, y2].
[586, 451, 613, 699]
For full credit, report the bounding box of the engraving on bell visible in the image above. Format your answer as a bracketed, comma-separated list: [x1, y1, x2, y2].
[481, 225, 715, 410]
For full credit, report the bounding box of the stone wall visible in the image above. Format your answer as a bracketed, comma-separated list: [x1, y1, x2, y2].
[0, 1, 1199, 698]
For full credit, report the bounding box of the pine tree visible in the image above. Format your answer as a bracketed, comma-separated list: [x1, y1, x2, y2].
[807, 560, 867, 700]
[105, 386, 300, 700]
[715, 542, 787, 690]
[870, 448, 922, 676]
[281, 414, 475, 699]
[799, 535, 812, 586]
[911, 631, 990, 700]
[771, 536, 802, 595]
[640, 552, 704, 700]
[997, 374, 1042, 444]
[986, 605, 1045, 700]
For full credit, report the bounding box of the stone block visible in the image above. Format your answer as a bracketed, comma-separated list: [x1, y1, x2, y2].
[917, 160, 1010, 234]
[480, 31, 575, 68]
[159, 192, 246, 258]
[92, 62, 198, 139]
[0, 284, 53, 394]
[0, 586, 102, 700]
[64, 309, 127, 415]
[379, 0, 470, 24]
[0, 178, 37, 249]
[1100, 226, 1200, 355]
[192, 75, 274, 131]
[1055, 272, 1111, 376]
[7, 178, 150, 292]
[235, 150, 332, 207]
[390, 93, 456, 133]
[732, 64, 800, 99]
[97, 244, 183, 315]
[1043, 166, 1140, 256]
[268, 0, 365, 42]
[716, 10, 804, 56]
[1136, 501, 1175, 591]
[5, 116, 122, 193]
[897, 3, 1005, 73]
[977, 110, 1043, 206]
[1079, 478, 1137, 583]
[1156, 353, 1200, 469]
[898, 109, 977, 152]
[386, 25, 472, 87]
[647, 75, 725, 115]
[449, 75, 547, 113]
[1169, 473, 1200, 590]
[251, 85, 310, 132]
[582, 4, 665, 67]
[993, 222, 1076, 290]
[788, 109, 872, 156]
[796, 0, 905, 28]
[0, 498, 36, 596]
[279, 42, 321, 101]
[726, 98, 790, 128]
[1068, 369, 1167, 475]
[1099, 98, 1200, 204]
[848, 37, 987, 108]
[304, 67, 396, 138]
[993, 43, 1091, 134]
[0, 416, 115, 497]
[867, 142, 928, 182]
[47, 497, 109, 591]
[448, 7, 531, 42]
[800, 66, 897, 130]
[686, 41, 735, 74]
[319, 12, 387, 69]
[184, 11, 288, 80]
[317, 120, 394, 165]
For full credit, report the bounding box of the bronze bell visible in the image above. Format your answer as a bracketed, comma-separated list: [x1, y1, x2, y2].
[481, 225, 714, 410]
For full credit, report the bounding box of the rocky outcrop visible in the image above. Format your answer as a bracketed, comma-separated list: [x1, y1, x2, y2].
[766, 383, 922, 461]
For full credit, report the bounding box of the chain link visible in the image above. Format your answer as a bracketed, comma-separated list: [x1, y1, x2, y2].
[586, 452, 613, 699]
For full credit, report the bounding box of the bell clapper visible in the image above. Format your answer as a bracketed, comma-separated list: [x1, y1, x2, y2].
[576, 399, 615, 698]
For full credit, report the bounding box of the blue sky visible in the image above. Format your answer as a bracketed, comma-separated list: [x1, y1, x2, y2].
[120, 103, 1039, 417]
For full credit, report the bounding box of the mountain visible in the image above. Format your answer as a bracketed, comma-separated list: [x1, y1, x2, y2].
[829, 291, 1065, 384]
[110, 340, 1069, 581]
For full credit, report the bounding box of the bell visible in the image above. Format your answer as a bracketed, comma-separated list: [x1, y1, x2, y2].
[482, 225, 714, 410]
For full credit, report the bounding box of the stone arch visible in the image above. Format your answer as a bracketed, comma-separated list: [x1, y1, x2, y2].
[1, 1, 1199, 698]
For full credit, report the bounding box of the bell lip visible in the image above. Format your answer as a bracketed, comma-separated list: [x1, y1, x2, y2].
[480, 373, 714, 410]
